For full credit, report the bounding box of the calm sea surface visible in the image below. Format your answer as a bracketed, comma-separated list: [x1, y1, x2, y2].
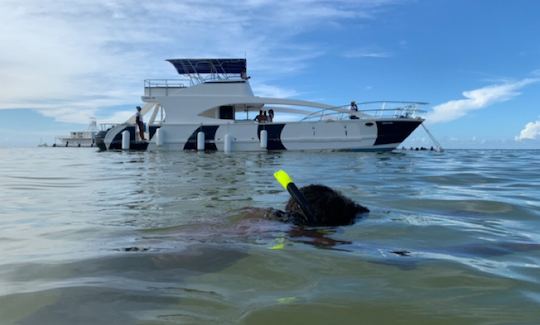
[0, 148, 539, 324]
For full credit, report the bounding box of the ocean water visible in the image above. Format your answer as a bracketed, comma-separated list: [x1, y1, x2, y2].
[0, 148, 539, 324]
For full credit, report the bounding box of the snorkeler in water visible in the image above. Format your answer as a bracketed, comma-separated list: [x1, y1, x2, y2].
[262, 184, 369, 227]
[122, 170, 370, 253]
[241, 170, 369, 227]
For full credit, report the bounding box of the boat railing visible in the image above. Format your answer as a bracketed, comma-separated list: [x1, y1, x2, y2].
[144, 73, 247, 96]
[144, 79, 190, 96]
[300, 101, 428, 121]
[99, 122, 162, 132]
[99, 123, 122, 131]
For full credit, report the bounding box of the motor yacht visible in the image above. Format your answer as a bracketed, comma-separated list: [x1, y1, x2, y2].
[96, 58, 426, 152]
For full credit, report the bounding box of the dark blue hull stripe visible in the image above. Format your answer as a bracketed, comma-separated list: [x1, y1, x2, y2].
[96, 126, 148, 151]
[257, 124, 287, 150]
[374, 120, 422, 145]
[183, 125, 220, 150]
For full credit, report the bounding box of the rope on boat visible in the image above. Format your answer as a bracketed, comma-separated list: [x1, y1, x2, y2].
[421, 123, 444, 152]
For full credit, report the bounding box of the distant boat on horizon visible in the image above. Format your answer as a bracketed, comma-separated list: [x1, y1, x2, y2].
[54, 119, 98, 148]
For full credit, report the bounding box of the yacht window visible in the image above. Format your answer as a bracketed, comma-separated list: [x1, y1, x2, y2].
[219, 106, 234, 120]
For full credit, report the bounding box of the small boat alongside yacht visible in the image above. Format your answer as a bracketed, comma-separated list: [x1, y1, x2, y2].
[96, 58, 426, 152]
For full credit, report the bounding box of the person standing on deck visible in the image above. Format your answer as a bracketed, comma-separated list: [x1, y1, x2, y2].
[349, 101, 359, 120]
[135, 106, 146, 140]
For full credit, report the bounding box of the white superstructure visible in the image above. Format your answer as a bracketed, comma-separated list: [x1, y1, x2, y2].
[97, 59, 425, 152]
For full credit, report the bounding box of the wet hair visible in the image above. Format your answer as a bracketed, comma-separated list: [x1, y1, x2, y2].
[284, 184, 369, 226]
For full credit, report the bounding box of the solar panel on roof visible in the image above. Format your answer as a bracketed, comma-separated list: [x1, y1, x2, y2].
[166, 59, 246, 75]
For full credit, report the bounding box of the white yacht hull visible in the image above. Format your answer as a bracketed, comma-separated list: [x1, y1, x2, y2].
[143, 118, 421, 152]
[56, 138, 96, 148]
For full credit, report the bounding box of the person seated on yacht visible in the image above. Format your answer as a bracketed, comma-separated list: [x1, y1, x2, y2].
[240, 67, 250, 80]
[349, 101, 359, 120]
[350, 101, 358, 111]
[262, 111, 269, 122]
[268, 109, 274, 122]
[135, 106, 146, 140]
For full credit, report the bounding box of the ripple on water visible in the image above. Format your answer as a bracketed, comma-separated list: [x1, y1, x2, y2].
[421, 172, 503, 186]
[388, 197, 540, 219]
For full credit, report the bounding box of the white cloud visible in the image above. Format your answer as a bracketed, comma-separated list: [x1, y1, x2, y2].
[342, 49, 391, 58]
[0, 0, 397, 124]
[515, 120, 540, 141]
[99, 110, 135, 125]
[252, 83, 300, 98]
[426, 79, 538, 124]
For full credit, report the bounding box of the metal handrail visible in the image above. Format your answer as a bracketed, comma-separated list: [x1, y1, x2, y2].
[99, 123, 120, 131]
[144, 79, 188, 88]
[300, 101, 428, 121]
[144, 79, 189, 97]
[355, 100, 429, 105]
[144, 72, 245, 89]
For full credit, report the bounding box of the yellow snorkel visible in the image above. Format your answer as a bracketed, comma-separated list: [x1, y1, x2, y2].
[274, 169, 316, 225]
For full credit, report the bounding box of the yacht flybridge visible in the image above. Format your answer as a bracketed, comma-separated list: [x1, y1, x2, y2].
[96, 58, 426, 152]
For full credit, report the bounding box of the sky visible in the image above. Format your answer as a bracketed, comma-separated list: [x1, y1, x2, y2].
[0, 0, 539, 148]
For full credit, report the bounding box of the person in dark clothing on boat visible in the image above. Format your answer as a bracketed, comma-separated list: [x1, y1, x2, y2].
[255, 110, 269, 123]
[349, 101, 359, 120]
[350, 101, 358, 112]
[240, 67, 250, 80]
[135, 106, 146, 140]
[268, 109, 274, 122]
[254, 110, 263, 123]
